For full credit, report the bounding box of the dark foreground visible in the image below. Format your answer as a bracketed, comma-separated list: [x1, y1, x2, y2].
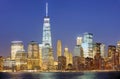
[0, 71, 120, 79]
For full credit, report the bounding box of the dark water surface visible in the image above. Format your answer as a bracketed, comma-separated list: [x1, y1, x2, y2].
[0, 71, 120, 79]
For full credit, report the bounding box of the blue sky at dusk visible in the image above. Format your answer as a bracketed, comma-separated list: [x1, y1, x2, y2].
[0, 0, 120, 56]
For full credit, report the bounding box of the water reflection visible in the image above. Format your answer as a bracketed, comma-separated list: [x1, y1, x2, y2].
[0, 72, 120, 79]
[77, 72, 96, 79]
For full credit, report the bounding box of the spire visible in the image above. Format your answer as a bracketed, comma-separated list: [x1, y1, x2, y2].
[46, 2, 48, 17]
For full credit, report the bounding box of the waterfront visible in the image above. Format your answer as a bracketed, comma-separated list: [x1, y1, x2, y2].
[0, 71, 120, 79]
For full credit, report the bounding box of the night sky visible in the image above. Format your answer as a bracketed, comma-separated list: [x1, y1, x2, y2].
[0, 0, 120, 57]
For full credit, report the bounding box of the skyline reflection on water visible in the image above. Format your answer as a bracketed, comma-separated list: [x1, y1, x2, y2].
[0, 71, 120, 79]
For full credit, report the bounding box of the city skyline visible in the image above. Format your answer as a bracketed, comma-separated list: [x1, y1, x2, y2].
[0, 0, 120, 56]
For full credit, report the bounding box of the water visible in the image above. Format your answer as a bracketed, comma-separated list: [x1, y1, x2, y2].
[0, 71, 120, 79]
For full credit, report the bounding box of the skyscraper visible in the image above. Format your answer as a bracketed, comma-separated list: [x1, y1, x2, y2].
[11, 41, 24, 60]
[93, 42, 101, 58]
[42, 2, 52, 48]
[57, 40, 62, 59]
[64, 47, 72, 66]
[82, 32, 93, 58]
[76, 37, 82, 46]
[28, 41, 39, 59]
[100, 44, 105, 58]
[27, 41, 40, 70]
[73, 36, 83, 57]
[41, 3, 54, 70]
[108, 45, 116, 57]
[108, 45, 117, 69]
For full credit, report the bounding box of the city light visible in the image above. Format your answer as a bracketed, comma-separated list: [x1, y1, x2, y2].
[0, 2, 120, 73]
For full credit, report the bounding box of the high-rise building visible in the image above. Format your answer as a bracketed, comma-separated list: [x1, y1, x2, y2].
[108, 45, 116, 57]
[117, 41, 120, 50]
[57, 40, 62, 59]
[73, 36, 83, 57]
[82, 32, 93, 58]
[40, 3, 54, 70]
[28, 41, 39, 58]
[11, 41, 24, 60]
[100, 44, 105, 58]
[64, 47, 73, 67]
[42, 2, 52, 48]
[73, 56, 81, 71]
[69, 53, 73, 64]
[73, 45, 82, 56]
[0, 56, 4, 71]
[64, 47, 69, 66]
[93, 43, 101, 58]
[15, 51, 27, 71]
[94, 53, 102, 70]
[76, 37, 82, 45]
[39, 44, 42, 68]
[117, 41, 120, 65]
[27, 41, 40, 70]
[93, 43, 105, 58]
[108, 45, 117, 69]
[58, 56, 66, 70]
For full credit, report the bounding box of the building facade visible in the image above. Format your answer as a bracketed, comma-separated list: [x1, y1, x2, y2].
[27, 41, 40, 70]
[40, 3, 54, 70]
[82, 32, 93, 58]
[93, 43, 101, 58]
[57, 40, 62, 59]
[58, 56, 66, 70]
[100, 44, 106, 58]
[42, 3, 52, 48]
[117, 41, 120, 65]
[73, 45, 83, 57]
[108, 45, 116, 58]
[11, 41, 24, 60]
[15, 51, 27, 71]
[76, 36, 82, 45]
[64, 47, 69, 66]
[0, 56, 4, 71]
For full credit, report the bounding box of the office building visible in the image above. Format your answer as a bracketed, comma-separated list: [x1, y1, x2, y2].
[57, 40, 62, 59]
[11, 41, 24, 60]
[27, 41, 40, 70]
[58, 56, 66, 70]
[0, 56, 4, 71]
[76, 37, 82, 45]
[108, 45, 116, 57]
[74, 45, 83, 57]
[94, 53, 102, 70]
[117, 41, 120, 65]
[82, 32, 93, 58]
[73, 56, 81, 71]
[39, 44, 42, 68]
[93, 43, 101, 58]
[15, 51, 27, 71]
[100, 44, 106, 58]
[3, 57, 16, 72]
[64, 47, 69, 66]
[73, 36, 83, 57]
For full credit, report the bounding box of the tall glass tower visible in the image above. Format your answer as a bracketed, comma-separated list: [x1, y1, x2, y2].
[82, 32, 93, 58]
[42, 3, 52, 48]
[41, 3, 54, 70]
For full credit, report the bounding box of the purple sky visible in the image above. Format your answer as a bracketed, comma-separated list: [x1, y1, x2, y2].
[0, 0, 120, 57]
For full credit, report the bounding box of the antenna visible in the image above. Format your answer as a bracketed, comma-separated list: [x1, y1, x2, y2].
[46, 2, 48, 17]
